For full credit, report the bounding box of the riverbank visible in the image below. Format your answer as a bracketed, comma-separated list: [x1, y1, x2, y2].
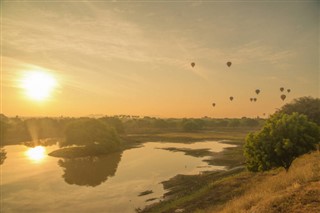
[135, 127, 254, 212]
[141, 151, 320, 213]
[49, 127, 256, 159]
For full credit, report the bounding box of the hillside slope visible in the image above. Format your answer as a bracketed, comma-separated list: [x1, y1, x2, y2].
[216, 151, 320, 213]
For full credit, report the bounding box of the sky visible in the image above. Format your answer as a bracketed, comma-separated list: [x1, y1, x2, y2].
[1, 1, 319, 118]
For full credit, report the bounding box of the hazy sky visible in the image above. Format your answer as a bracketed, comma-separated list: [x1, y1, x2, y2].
[2, 1, 319, 118]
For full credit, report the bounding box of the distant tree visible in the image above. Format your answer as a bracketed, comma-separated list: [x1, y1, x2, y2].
[0, 114, 9, 143]
[216, 119, 229, 127]
[228, 119, 241, 127]
[278, 96, 320, 125]
[244, 113, 320, 171]
[99, 116, 125, 134]
[153, 119, 169, 129]
[241, 118, 260, 127]
[62, 118, 121, 152]
[182, 120, 202, 132]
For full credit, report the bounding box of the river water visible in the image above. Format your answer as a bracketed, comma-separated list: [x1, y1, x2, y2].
[1, 141, 235, 213]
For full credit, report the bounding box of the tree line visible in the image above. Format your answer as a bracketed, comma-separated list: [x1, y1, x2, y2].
[0, 115, 263, 146]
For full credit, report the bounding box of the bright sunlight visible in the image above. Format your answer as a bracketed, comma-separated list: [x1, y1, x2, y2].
[25, 146, 46, 162]
[21, 71, 57, 101]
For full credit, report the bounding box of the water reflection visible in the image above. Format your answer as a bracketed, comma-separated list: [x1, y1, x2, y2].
[25, 146, 46, 162]
[58, 151, 122, 187]
[0, 148, 7, 165]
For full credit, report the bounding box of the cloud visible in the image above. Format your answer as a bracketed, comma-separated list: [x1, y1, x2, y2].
[2, 1, 298, 84]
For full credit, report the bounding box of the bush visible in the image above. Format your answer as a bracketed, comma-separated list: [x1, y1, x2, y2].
[244, 113, 320, 171]
[278, 96, 320, 125]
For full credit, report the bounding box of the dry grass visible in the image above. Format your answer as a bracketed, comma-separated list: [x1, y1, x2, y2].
[217, 152, 320, 213]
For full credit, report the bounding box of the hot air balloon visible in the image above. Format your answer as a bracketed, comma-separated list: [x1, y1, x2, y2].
[229, 96, 234, 101]
[226, 61, 232, 67]
[191, 62, 195, 68]
[250, 98, 253, 102]
[287, 89, 291, 93]
[280, 87, 284, 92]
[253, 98, 257, 102]
[281, 94, 286, 101]
[255, 89, 260, 95]
[212, 103, 216, 107]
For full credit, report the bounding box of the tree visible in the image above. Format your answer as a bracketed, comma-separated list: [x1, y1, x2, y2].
[99, 116, 125, 134]
[244, 113, 320, 171]
[228, 119, 241, 127]
[0, 114, 8, 143]
[278, 96, 320, 125]
[182, 120, 202, 132]
[241, 118, 260, 127]
[62, 118, 121, 152]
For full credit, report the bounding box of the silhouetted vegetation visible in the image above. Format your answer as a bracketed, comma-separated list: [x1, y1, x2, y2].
[244, 113, 320, 171]
[1, 114, 264, 150]
[62, 118, 121, 153]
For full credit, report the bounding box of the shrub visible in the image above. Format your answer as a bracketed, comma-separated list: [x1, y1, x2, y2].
[244, 113, 320, 171]
[278, 96, 320, 125]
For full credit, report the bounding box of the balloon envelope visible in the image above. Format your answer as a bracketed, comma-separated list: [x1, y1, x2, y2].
[212, 103, 216, 107]
[280, 87, 284, 92]
[287, 89, 291, 93]
[191, 62, 195, 68]
[229, 96, 234, 101]
[255, 89, 260, 95]
[253, 98, 257, 102]
[281, 94, 286, 101]
[226, 61, 232, 67]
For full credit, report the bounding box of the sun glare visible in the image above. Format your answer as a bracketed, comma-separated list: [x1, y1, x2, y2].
[21, 71, 57, 101]
[25, 146, 46, 162]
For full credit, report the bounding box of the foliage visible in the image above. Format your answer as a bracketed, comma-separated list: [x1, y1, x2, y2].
[62, 118, 121, 152]
[278, 96, 320, 125]
[241, 117, 260, 127]
[0, 114, 9, 143]
[228, 119, 241, 127]
[99, 116, 125, 134]
[182, 119, 202, 132]
[244, 113, 320, 171]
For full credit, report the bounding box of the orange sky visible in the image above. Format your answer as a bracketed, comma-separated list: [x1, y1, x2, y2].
[1, 1, 319, 118]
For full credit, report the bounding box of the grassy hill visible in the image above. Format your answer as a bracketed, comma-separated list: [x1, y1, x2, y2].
[142, 151, 320, 213]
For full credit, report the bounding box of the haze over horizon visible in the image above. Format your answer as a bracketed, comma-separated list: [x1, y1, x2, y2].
[2, 1, 319, 118]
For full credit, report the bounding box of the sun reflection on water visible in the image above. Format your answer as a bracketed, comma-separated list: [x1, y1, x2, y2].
[25, 146, 46, 162]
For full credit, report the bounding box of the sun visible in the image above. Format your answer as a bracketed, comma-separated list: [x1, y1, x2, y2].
[21, 71, 57, 101]
[25, 146, 46, 162]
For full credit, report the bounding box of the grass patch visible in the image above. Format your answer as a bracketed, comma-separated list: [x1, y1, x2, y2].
[217, 152, 320, 213]
[142, 152, 320, 213]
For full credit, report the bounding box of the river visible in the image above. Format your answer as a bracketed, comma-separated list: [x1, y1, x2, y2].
[1, 140, 235, 213]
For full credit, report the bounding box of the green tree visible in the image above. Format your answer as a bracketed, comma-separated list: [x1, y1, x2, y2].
[62, 118, 121, 152]
[182, 120, 202, 132]
[241, 118, 260, 127]
[244, 113, 320, 171]
[99, 116, 125, 134]
[278, 96, 320, 125]
[228, 119, 241, 127]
